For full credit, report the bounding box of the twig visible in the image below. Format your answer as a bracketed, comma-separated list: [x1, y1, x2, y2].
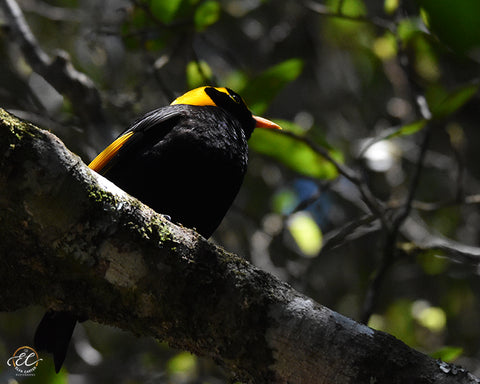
[395, 126, 432, 228]
[384, 194, 480, 212]
[400, 216, 480, 265]
[321, 214, 378, 253]
[17, 0, 84, 22]
[278, 130, 388, 225]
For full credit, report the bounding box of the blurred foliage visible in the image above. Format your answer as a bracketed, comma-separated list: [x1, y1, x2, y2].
[417, 0, 480, 56]
[1, 0, 480, 382]
[249, 120, 340, 179]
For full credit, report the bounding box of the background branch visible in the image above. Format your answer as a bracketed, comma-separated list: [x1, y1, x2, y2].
[0, 0, 110, 143]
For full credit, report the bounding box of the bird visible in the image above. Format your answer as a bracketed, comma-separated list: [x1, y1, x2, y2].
[34, 86, 281, 372]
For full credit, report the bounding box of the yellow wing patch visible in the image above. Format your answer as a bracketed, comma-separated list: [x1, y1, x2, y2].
[88, 131, 135, 172]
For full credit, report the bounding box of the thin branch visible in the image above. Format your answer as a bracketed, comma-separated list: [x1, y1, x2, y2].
[320, 214, 379, 253]
[17, 0, 84, 22]
[394, 125, 432, 229]
[1, 0, 109, 139]
[360, 122, 432, 324]
[384, 194, 480, 212]
[401, 216, 480, 265]
[278, 130, 387, 225]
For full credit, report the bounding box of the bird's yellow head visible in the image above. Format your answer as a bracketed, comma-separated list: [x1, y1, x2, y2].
[171, 86, 281, 131]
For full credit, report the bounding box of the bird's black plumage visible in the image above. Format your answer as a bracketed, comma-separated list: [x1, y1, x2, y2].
[101, 103, 252, 237]
[34, 86, 280, 372]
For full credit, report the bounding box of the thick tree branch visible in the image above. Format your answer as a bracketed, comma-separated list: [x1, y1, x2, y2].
[0, 108, 478, 383]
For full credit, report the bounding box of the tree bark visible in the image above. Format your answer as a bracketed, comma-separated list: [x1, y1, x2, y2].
[0, 108, 478, 383]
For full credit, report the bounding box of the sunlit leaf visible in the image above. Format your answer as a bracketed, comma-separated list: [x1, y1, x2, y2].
[414, 305, 447, 332]
[249, 121, 339, 179]
[287, 212, 322, 257]
[373, 32, 397, 60]
[431, 346, 463, 362]
[194, 0, 221, 31]
[24, 360, 68, 384]
[167, 351, 197, 375]
[413, 36, 440, 82]
[150, 0, 184, 24]
[367, 314, 386, 332]
[397, 18, 423, 44]
[239, 59, 303, 115]
[358, 120, 426, 160]
[384, 0, 399, 15]
[186, 61, 212, 89]
[327, 0, 367, 17]
[430, 84, 479, 119]
[381, 120, 427, 142]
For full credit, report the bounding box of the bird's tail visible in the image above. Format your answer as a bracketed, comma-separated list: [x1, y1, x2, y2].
[34, 310, 77, 373]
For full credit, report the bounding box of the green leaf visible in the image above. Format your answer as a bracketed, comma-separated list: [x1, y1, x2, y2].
[431, 346, 463, 362]
[240, 58, 304, 115]
[417, 251, 449, 275]
[167, 351, 197, 375]
[417, 0, 480, 55]
[150, 0, 184, 24]
[384, 0, 399, 15]
[414, 305, 447, 332]
[373, 32, 397, 60]
[249, 121, 339, 179]
[430, 84, 479, 119]
[383, 299, 416, 346]
[272, 188, 297, 215]
[358, 120, 427, 158]
[22, 360, 69, 384]
[194, 0, 221, 31]
[186, 60, 212, 89]
[382, 120, 427, 141]
[413, 35, 440, 82]
[328, 0, 367, 16]
[322, 0, 374, 49]
[288, 212, 323, 257]
[224, 70, 248, 92]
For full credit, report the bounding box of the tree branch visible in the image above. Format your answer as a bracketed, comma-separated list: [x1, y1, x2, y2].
[1, 108, 478, 383]
[0, 0, 110, 142]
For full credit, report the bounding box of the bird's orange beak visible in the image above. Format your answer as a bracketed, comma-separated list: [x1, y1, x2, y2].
[253, 115, 282, 130]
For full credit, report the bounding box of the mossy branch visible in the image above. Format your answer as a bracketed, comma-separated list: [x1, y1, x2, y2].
[0, 108, 477, 383]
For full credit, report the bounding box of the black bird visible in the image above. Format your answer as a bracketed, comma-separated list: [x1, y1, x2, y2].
[34, 86, 281, 372]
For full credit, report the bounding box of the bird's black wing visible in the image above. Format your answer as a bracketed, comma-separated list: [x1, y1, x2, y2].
[88, 106, 184, 174]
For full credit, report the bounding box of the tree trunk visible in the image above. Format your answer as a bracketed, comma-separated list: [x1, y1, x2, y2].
[0, 108, 477, 383]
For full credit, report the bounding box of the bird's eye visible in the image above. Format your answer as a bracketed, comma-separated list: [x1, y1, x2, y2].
[229, 93, 242, 104]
